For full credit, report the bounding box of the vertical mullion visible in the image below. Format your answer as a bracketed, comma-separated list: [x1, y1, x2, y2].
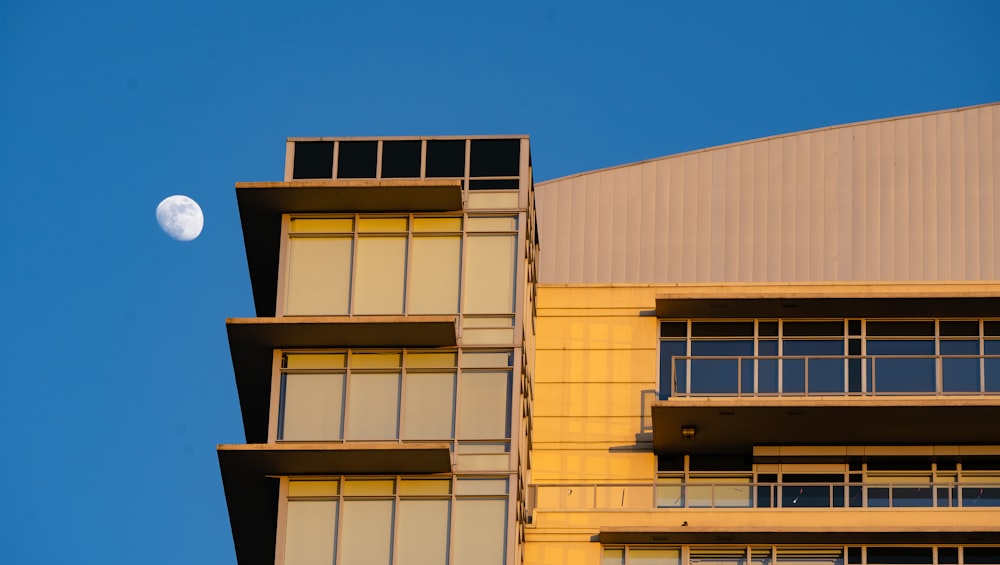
[936, 319, 943, 394]
[343, 351, 353, 441]
[777, 319, 784, 395]
[390, 479, 400, 565]
[398, 351, 407, 442]
[981, 318, 986, 394]
[844, 319, 850, 394]
[403, 215, 413, 316]
[376, 140, 384, 180]
[862, 319, 869, 394]
[419, 139, 427, 179]
[686, 320, 692, 395]
[332, 141, 340, 180]
[349, 215, 360, 315]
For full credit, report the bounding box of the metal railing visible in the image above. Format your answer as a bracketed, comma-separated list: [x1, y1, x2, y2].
[667, 354, 1000, 397]
[528, 481, 1000, 510]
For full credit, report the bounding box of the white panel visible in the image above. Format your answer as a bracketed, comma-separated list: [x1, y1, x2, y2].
[284, 501, 337, 565]
[452, 499, 507, 565]
[396, 500, 449, 565]
[339, 500, 392, 565]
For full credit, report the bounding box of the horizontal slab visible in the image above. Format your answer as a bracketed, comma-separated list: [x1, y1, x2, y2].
[236, 179, 463, 316]
[227, 316, 457, 443]
[600, 526, 1000, 545]
[652, 398, 1000, 454]
[219, 442, 451, 565]
[656, 296, 1000, 318]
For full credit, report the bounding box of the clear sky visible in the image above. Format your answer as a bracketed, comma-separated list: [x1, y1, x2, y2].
[1, 1, 998, 563]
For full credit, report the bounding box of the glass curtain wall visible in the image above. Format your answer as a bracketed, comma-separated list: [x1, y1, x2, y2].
[660, 320, 1000, 398]
[283, 476, 508, 565]
[284, 215, 517, 317]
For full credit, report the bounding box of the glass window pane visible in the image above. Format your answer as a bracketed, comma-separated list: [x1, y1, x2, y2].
[290, 218, 353, 233]
[346, 373, 400, 440]
[402, 372, 455, 439]
[342, 479, 395, 495]
[285, 237, 352, 315]
[406, 352, 457, 368]
[631, 548, 681, 564]
[339, 500, 392, 565]
[285, 353, 346, 369]
[461, 351, 513, 368]
[288, 480, 339, 497]
[357, 217, 407, 232]
[459, 370, 510, 439]
[399, 479, 451, 495]
[463, 328, 515, 344]
[467, 216, 517, 231]
[456, 478, 508, 495]
[410, 235, 461, 314]
[282, 373, 345, 440]
[659, 340, 686, 399]
[284, 500, 337, 565]
[467, 191, 520, 209]
[351, 351, 402, 368]
[354, 236, 406, 314]
[453, 499, 507, 565]
[396, 500, 450, 565]
[464, 235, 515, 314]
[602, 548, 624, 565]
[413, 217, 462, 232]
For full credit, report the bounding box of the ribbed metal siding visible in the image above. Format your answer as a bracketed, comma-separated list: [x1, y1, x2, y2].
[537, 104, 1000, 284]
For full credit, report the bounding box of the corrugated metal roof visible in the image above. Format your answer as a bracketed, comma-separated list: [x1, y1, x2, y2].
[536, 102, 1000, 284]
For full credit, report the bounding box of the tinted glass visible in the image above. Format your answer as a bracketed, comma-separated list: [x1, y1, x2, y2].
[381, 140, 421, 178]
[426, 140, 465, 177]
[337, 141, 378, 178]
[292, 141, 334, 179]
[470, 139, 520, 177]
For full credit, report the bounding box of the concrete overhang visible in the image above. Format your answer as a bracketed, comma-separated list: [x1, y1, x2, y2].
[652, 398, 1000, 454]
[218, 442, 451, 565]
[236, 179, 464, 317]
[655, 295, 1000, 318]
[599, 526, 1000, 545]
[227, 316, 458, 443]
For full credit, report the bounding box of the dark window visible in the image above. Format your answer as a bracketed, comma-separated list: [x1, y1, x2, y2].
[985, 321, 1000, 336]
[866, 548, 932, 564]
[691, 322, 754, 337]
[783, 321, 844, 337]
[470, 139, 520, 177]
[940, 320, 980, 336]
[937, 548, 958, 565]
[426, 140, 466, 177]
[847, 548, 862, 564]
[469, 179, 520, 190]
[848, 319, 862, 335]
[292, 141, 334, 179]
[660, 322, 687, 338]
[758, 321, 779, 336]
[866, 321, 935, 337]
[687, 454, 751, 471]
[964, 547, 1000, 564]
[337, 141, 378, 178]
[381, 140, 421, 178]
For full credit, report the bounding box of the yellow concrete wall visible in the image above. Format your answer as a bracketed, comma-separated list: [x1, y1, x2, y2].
[526, 283, 1000, 564]
[529, 286, 658, 563]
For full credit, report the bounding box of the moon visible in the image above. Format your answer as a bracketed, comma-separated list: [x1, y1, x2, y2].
[156, 195, 204, 241]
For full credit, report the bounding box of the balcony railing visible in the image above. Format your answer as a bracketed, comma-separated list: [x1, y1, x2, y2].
[528, 482, 1000, 510]
[667, 355, 1000, 397]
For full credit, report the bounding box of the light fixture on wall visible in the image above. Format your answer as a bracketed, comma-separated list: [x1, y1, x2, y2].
[681, 426, 697, 440]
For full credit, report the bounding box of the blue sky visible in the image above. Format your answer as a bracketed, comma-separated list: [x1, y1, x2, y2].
[1, 1, 998, 563]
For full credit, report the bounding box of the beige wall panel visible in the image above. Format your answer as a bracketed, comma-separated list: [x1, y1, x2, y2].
[535, 316, 656, 351]
[534, 382, 652, 417]
[523, 542, 599, 565]
[535, 348, 657, 384]
[531, 450, 655, 481]
[536, 104, 1000, 285]
[531, 416, 646, 444]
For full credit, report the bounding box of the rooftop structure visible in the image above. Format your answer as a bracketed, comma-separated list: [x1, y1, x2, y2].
[221, 103, 1000, 565]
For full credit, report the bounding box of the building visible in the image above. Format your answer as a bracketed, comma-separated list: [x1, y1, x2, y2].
[221, 103, 1000, 565]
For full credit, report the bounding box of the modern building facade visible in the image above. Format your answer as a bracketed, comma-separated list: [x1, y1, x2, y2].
[221, 103, 1000, 565]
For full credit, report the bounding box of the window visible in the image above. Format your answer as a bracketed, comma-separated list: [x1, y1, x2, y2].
[284, 214, 518, 317]
[660, 319, 1000, 398]
[278, 350, 512, 459]
[282, 477, 508, 565]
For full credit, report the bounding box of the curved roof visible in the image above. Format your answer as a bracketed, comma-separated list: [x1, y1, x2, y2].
[536, 102, 1000, 285]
